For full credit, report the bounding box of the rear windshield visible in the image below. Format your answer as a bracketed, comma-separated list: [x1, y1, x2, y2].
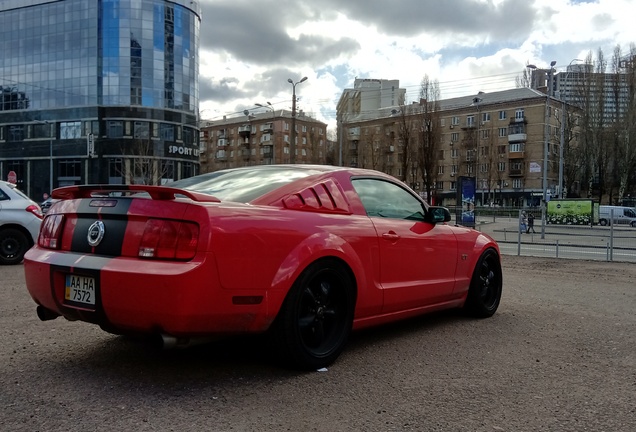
[168, 166, 324, 203]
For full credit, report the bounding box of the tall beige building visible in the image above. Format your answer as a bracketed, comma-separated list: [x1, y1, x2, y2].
[338, 87, 576, 207]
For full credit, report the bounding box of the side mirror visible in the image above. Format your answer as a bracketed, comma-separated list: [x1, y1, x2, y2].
[425, 206, 451, 224]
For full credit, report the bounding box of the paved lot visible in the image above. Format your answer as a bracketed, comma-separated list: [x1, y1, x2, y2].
[1, 256, 635, 431]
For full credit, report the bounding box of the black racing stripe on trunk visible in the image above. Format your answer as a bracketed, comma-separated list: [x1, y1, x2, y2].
[71, 198, 134, 256]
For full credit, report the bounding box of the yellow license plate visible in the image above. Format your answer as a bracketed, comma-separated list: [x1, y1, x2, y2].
[65, 275, 96, 306]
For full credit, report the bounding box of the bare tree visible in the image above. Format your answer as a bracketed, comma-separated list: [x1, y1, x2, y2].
[515, 61, 534, 88]
[415, 75, 442, 204]
[395, 94, 414, 182]
[119, 139, 170, 185]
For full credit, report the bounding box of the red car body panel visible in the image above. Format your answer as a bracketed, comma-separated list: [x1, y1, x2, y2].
[24, 165, 500, 339]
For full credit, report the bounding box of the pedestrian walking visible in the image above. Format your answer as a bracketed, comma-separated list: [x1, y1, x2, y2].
[519, 211, 528, 233]
[527, 212, 536, 233]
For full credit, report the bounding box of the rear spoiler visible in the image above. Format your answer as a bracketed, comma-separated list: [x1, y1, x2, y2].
[51, 185, 221, 203]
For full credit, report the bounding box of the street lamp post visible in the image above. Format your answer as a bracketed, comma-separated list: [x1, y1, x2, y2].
[287, 76, 307, 164]
[472, 97, 483, 207]
[558, 59, 583, 199]
[527, 61, 556, 239]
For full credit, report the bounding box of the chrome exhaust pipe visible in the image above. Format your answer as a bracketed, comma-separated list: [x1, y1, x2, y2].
[159, 334, 217, 350]
[36, 306, 60, 321]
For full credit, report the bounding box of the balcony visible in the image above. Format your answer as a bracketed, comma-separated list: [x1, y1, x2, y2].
[508, 151, 525, 159]
[508, 133, 527, 143]
[262, 145, 273, 155]
[238, 125, 252, 136]
[217, 130, 227, 138]
[510, 116, 527, 124]
[348, 127, 360, 140]
[261, 123, 274, 133]
[217, 138, 228, 147]
[260, 134, 272, 144]
[215, 152, 227, 161]
[509, 169, 524, 177]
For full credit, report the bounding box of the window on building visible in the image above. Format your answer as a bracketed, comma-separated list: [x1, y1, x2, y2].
[512, 179, 523, 188]
[108, 121, 124, 138]
[498, 162, 506, 172]
[440, 118, 446, 126]
[499, 128, 507, 137]
[451, 165, 457, 174]
[133, 121, 149, 139]
[438, 150, 444, 160]
[435, 181, 443, 190]
[450, 181, 456, 190]
[451, 132, 459, 142]
[183, 128, 194, 145]
[467, 115, 475, 126]
[438, 165, 444, 174]
[499, 110, 507, 120]
[451, 116, 459, 125]
[451, 148, 458, 158]
[32, 123, 51, 139]
[509, 143, 524, 152]
[482, 112, 490, 122]
[466, 149, 475, 161]
[9, 125, 25, 141]
[480, 163, 489, 173]
[481, 129, 490, 139]
[58, 159, 81, 178]
[498, 145, 506, 154]
[302, 125, 307, 132]
[515, 109, 525, 121]
[160, 124, 174, 141]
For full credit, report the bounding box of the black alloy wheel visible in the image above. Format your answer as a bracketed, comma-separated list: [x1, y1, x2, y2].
[272, 259, 355, 370]
[464, 248, 502, 318]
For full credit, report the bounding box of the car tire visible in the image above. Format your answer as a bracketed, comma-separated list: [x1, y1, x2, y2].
[0, 228, 31, 265]
[271, 259, 355, 370]
[599, 219, 608, 226]
[464, 248, 502, 318]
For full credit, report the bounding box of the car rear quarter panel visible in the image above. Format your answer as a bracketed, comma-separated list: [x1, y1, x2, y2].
[206, 203, 383, 319]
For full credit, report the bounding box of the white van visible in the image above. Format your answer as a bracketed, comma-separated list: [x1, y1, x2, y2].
[598, 205, 636, 227]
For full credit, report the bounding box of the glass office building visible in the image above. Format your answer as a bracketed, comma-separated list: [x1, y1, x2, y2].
[0, 0, 201, 199]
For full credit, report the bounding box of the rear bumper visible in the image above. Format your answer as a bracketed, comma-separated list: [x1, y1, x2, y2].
[23, 247, 276, 336]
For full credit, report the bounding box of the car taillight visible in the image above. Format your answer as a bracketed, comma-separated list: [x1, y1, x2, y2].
[26, 204, 44, 220]
[138, 219, 199, 260]
[38, 214, 64, 249]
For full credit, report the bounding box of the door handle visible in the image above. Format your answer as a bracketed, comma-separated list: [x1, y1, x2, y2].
[382, 232, 400, 241]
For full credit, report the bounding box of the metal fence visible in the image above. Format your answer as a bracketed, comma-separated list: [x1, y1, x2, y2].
[462, 209, 636, 263]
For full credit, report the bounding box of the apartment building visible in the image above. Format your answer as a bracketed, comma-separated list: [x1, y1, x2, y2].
[338, 88, 575, 207]
[199, 110, 329, 172]
[337, 79, 406, 117]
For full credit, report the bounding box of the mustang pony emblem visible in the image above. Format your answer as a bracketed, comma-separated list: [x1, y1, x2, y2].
[87, 221, 105, 247]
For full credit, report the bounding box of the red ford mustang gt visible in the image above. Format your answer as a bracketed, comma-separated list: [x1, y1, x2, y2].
[24, 165, 502, 370]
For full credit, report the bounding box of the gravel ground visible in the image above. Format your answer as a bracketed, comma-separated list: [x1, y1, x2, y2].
[1, 255, 635, 432]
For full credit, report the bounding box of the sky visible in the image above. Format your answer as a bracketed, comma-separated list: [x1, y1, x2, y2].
[197, 0, 636, 133]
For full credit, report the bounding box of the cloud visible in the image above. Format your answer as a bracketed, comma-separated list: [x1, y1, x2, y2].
[197, 0, 636, 130]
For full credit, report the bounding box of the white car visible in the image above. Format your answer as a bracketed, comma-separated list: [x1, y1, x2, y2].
[0, 181, 43, 265]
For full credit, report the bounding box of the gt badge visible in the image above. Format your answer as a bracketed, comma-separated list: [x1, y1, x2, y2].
[87, 221, 105, 247]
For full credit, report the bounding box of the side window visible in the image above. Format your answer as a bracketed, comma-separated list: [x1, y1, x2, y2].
[352, 178, 425, 221]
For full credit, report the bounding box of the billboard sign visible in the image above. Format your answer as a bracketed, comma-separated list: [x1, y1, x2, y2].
[457, 176, 476, 227]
